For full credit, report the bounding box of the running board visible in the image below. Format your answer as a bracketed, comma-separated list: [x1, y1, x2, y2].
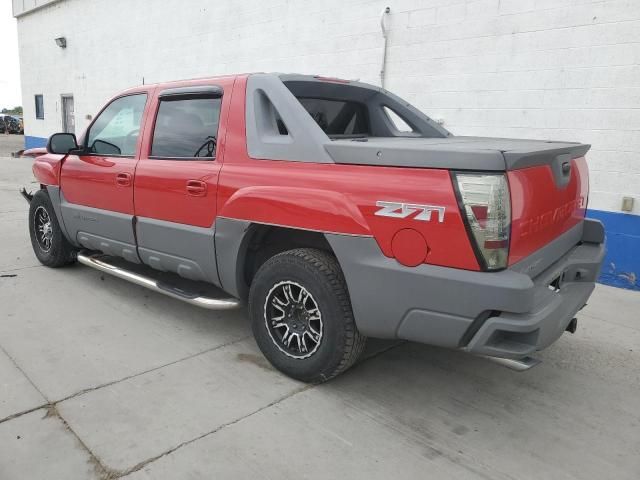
[484, 355, 541, 372]
[76, 252, 241, 310]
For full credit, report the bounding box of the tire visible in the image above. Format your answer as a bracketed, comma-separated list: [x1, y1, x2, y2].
[28, 189, 76, 267]
[249, 248, 366, 383]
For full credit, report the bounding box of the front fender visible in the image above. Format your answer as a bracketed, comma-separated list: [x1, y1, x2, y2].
[32, 153, 65, 186]
[218, 186, 371, 235]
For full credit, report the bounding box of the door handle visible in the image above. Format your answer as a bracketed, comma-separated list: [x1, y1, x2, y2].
[116, 172, 132, 187]
[186, 180, 207, 197]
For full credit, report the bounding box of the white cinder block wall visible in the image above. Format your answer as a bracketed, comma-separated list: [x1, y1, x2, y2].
[14, 0, 640, 288]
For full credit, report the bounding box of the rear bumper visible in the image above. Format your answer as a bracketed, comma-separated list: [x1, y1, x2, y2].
[326, 219, 605, 359]
[463, 237, 604, 358]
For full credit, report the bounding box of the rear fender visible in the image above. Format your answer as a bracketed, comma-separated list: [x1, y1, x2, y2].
[218, 186, 371, 235]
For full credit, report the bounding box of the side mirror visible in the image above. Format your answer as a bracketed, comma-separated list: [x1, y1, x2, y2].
[47, 133, 79, 154]
[91, 139, 121, 155]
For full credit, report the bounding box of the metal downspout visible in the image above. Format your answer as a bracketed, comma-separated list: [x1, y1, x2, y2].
[380, 6, 391, 88]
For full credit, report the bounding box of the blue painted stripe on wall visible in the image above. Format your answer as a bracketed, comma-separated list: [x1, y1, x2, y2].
[24, 135, 47, 149]
[587, 209, 639, 291]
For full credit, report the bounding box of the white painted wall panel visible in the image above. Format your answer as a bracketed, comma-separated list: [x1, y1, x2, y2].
[16, 0, 640, 214]
[12, 0, 60, 17]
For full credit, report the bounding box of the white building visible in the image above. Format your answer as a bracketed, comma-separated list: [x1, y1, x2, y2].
[13, 0, 640, 289]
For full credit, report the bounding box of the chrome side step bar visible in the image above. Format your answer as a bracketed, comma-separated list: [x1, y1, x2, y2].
[485, 355, 541, 372]
[76, 252, 241, 310]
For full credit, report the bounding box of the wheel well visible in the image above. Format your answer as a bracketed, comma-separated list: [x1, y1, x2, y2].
[238, 225, 335, 301]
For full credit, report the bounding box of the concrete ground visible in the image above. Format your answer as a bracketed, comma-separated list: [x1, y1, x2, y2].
[0, 134, 24, 157]
[1, 143, 639, 479]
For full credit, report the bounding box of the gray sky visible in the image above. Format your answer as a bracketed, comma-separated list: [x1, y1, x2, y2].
[0, 1, 21, 110]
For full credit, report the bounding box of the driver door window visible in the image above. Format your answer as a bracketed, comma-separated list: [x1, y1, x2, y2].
[87, 94, 147, 156]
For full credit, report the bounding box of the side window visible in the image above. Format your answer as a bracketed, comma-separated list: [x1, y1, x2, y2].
[150, 96, 222, 159]
[86, 94, 147, 156]
[35, 95, 44, 119]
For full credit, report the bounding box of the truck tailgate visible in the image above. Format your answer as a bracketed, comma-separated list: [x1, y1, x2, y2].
[508, 155, 589, 266]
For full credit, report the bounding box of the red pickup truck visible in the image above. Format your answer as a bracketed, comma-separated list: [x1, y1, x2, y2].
[23, 73, 605, 382]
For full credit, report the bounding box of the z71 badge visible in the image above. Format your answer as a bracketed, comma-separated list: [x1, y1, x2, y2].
[374, 201, 445, 223]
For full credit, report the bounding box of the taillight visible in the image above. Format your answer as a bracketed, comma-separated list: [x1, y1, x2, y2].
[453, 172, 511, 271]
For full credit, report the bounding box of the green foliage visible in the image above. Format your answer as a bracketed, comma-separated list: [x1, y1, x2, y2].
[1, 106, 23, 115]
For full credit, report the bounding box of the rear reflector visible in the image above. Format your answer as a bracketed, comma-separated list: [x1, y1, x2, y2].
[484, 239, 509, 249]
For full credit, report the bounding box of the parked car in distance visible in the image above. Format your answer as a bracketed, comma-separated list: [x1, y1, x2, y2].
[0, 115, 23, 134]
[21, 73, 605, 382]
[15, 116, 24, 134]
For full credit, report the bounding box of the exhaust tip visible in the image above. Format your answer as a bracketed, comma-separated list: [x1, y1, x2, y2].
[484, 355, 541, 372]
[565, 318, 578, 334]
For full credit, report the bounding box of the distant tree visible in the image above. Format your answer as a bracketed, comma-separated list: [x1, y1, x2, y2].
[1, 107, 23, 115]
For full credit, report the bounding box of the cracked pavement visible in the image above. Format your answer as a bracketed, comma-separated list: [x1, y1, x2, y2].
[1, 147, 639, 479]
